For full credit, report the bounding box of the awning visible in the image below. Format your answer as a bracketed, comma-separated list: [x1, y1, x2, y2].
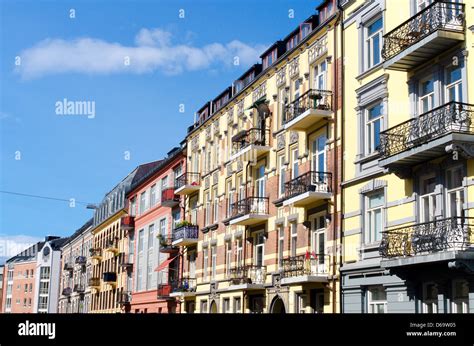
[154, 256, 178, 272]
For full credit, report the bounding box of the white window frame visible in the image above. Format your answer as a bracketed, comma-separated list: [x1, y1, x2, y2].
[422, 282, 439, 314]
[365, 191, 384, 243]
[365, 102, 383, 155]
[365, 16, 383, 70]
[278, 155, 286, 198]
[291, 148, 299, 179]
[278, 226, 284, 269]
[203, 248, 209, 282]
[367, 286, 387, 313]
[290, 223, 298, 257]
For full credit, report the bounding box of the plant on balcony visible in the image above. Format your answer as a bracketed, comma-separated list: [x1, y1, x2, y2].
[174, 220, 193, 229]
[156, 234, 169, 247]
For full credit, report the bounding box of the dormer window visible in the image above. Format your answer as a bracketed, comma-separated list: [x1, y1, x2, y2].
[300, 23, 312, 40]
[263, 49, 277, 69]
[286, 35, 299, 50]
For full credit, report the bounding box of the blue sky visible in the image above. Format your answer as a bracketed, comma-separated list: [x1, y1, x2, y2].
[0, 0, 322, 241]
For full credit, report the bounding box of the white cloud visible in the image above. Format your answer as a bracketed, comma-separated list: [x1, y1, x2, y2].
[16, 28, 268, 79]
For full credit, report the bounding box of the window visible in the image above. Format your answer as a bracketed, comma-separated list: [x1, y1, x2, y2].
[290, 223, 298, 257]
[192, 153, 199, 173]
[213, 187, 219, 223]
[296, 293, 306, 313]
[203, 248, 209, 281]
[293, 79, 300, 103]
[278, 226, 284, 268]
[446, 166, 464, 219]
[365, 17, 383, 70]
[23, 298, 27, 307]
[419, 76, 435, 114]
[263, 49, 277, 69]
[365, 102, 383, 154]
[452, 280, 469, 313]
[189, 251, 196, 279]
[416, 0, 433, 11]
[445, 64, 463, 103]
[422, 282, 438, 313]
[211, 245, 217, 280]
[172, 209, 181, 229]
[365, 191, 384, 243]
[136, 229, 144, 291]
[236, 238, 243, 267]
[223, 298, 230, 313]
[279, 88, 287, 127]
[255, 232, 265, 267]
[291, 148, 299, 179]
[367, 286, 387, 313]
[28, 298, 32, 307]
[311, 214, 327, 272]
[312, 135, 327, 172]
[227, 181, 234, 218]
[237, 176, 245, 202]
[150, 185, 157, 207]
[190, 196, 198, 225]
[40, 267, 50, 280]
[255, 165, 266, 200]
[38, 296, 48, 310]
[420, 175, 437, 222]
[206, 148, 211, 173]
[278, 155, 286, 197]
[313, 60, 327, 90]
[159, 218, 167, 238]
[139, 192, 146, 215]
[146, 224, 154, 290]
[233, 297, 242, 313]
[225, 242, 232, 277]
[39, 281, 49, 295]
[29, 283, 32, 292]
[24, 284, 28, 292]
[201, 300, 208, 313]
[214, 144, 220, 169]
[130, 197, 136, 216]
[205, 192, 211, 226]
[174, 165, 182, 185]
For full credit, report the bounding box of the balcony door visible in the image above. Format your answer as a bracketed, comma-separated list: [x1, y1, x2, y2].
[310, 213, 326, 274]
[312, 135, 327, 190]
[255, 165, 266, 214]
[422, 282, 438, 313]
[446, 166, 464, 220]
[313, 60, 327, 91]
[420, 175, 437, 223]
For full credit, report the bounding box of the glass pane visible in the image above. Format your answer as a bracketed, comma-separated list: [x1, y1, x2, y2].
[369, 193, 384, 208]
[447, 67, 462, 85]
[374, 209, 382, 241]
[368, 18, 383, 35]
[421, 79, 434, 96]
[372, 35, 380, 65]
[373, 119, 381, 150]
[369, 104, 383, 120]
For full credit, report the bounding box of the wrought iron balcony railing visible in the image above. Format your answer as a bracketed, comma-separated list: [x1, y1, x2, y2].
[171, 277, 197, 293]
[62, 287, 72, 296]
[284, 171, 332, 200]
[231, 128, 270, 155]
[229, 265, 266, 285]
[88, 277, 100, 287]
[280, 253, 330, 278]
[382, 1, 465, 61]
[172, 225, 199, 242]
[229, 197, 269, 219]
[117, 291, 131, 305]
[73, 283, 85, 293]
[75, 256, 86, 265]
[90, 248, 102, 258]
[379, 102, 474, 159]
[175, 172, 200, 190]
[283, 89, 333, 124]
[379, 217, 472, 259]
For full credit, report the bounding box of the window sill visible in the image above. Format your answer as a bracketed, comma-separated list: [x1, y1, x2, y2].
[357, 63, 383, 81]
[354, 151, 380, 165]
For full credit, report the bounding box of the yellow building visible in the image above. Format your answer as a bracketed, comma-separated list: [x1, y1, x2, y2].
[340, 0, 474, 313]
[174, 0, 343, 313]
[89, 163, 161, 313]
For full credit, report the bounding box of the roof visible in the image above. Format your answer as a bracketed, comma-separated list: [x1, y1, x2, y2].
[127, 147, 184, 195]
[6, 241, 45, 264]
[61, 218, 93, 247]
[49, 237, 69, 250]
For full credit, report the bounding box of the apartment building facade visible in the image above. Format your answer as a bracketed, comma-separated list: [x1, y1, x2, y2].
[89, 161, 162, 313]
[58, 219, 93, 313]
[176, 0, 343, 313]
[341, 0, 474, 313]
[126, 147, 186, 313]
[1, 243, 41, 313]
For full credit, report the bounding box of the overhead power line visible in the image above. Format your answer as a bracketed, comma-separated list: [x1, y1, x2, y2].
[0, 190, 95, 206]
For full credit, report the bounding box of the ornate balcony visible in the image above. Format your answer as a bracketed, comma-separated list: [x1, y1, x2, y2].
[170, 277, 197, 297]
[283, 89, 333, 131]
[161, 188, 180, 207]
[174, 173, 201, 195]
[103, 272, 117, 286]
[171, 224, 199, 246]
[88, 277, 100, 288]
[62, 287, 72, 296]
[118, 252, 133, 268]
[90, 248, 102, 260]
[158, 235, 179, 254]
[105, 237, 119, 253]
[117, 291, 131, 305]
[283, 171, 332, 207]
[228, 197, 269, 226]
[229, 265, 266, 289]
[280, 254, 330, 285]
[63, 262, 74, 271]
[75, 256, 86, 265]
[382, 1, 465, 71]
[379, 102, 474, 178]
[230, 128, 271, 162]
[380, 217, 473, 268]
[73, 283, 85, 294]
[120, 216, 135, 231]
